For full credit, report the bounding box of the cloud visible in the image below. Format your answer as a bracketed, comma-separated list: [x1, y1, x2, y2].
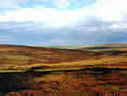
[0, 21, 127, 46]
[0, 8, 91, 28]
[0, 0, 28, 8]
[0, 0, 88, 8]
[0, 0, 127, 45]
[0, 0, 127, 26]
[54, 0, 70, 8]
[31, 0, 70, 8]
[94, 0, 127, 21]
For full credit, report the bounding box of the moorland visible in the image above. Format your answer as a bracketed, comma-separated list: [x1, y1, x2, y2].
[0, 44, 127, 96]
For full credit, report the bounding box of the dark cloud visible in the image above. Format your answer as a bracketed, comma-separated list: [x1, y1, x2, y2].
[0, 20, 127, 45]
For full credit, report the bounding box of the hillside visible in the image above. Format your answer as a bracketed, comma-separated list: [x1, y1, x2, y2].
[1, 44, 127, 96]
[0, 44, 127, 72]
[79, 43, 127, 52]
[0, 44, 102, 72]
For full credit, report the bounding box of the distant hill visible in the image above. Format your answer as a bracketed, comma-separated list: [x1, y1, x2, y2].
[0, 44, 127, 72]
[78, 43, 127, 52]
[0, 44, 102, 72]
[48, 43, 127, 50]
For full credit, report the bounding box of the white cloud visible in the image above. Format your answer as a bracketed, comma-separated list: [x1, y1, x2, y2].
[0, 8, 92, 28]
[110, 22, 127, 29]
[0, 0, 70, 8]
[0, 0, 127, 28]
[95, 0, 127, 21]
[0, 0, 28, 8]
[54, 0, 70, 8]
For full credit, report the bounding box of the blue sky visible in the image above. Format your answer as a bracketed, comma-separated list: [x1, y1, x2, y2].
[0, 0, 127, 46]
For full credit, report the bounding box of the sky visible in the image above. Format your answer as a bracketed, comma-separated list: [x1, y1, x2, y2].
[0, 0, 127, 46]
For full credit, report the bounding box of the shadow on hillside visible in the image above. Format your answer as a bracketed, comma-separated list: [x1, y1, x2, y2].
[1, 68, 127, 96]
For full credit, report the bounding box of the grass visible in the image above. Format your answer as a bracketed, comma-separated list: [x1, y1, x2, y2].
[0, 55, 31, 64]
[0, 44, 127, 72]
[0, 55, 127, 72]
[2, 44, 127, 96]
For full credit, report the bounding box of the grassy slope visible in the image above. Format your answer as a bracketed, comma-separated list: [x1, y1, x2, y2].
[0, 44, 100, 72]
[79, 43, 127, 52]
[2, 44, 127, 96]
[0, 44, 127, 72]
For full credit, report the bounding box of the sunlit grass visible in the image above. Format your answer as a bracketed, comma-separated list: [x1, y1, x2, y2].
[0, 55, 127, 72]
[0, 44, 127, 72]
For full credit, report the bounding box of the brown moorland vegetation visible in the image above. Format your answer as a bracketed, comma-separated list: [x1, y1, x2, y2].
[0, 44, 127, 96]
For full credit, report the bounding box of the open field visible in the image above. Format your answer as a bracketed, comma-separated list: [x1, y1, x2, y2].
[1, 44, 127, 96]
